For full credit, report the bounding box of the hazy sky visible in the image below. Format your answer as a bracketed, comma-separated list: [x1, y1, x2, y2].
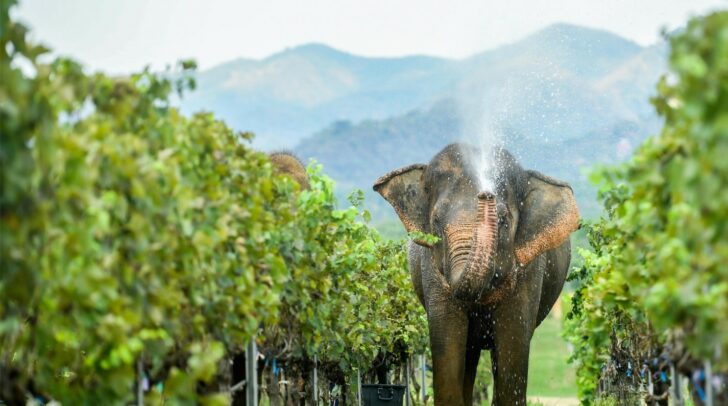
[14, 0, 727, 74]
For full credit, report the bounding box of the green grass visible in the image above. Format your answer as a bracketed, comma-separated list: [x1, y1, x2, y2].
[527, 313, 577, 397]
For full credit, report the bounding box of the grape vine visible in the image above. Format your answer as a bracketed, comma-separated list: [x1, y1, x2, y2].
[564, 10, 728, 405]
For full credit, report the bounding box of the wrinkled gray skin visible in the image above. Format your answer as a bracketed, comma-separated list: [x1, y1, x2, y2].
[373, 144, 580, 406]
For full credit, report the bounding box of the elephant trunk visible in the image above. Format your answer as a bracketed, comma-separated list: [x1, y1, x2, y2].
[450, 192, 498, 301]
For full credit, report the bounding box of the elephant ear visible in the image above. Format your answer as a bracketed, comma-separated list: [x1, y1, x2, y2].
[373, 164, 430, 246]
[515, 170, 580, 266]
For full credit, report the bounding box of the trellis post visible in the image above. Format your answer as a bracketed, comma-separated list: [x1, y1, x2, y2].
[136, 356, 144, 406]
[357, 368, 362, 406]
[705, 359, 713, 406]
[246, 339, 258, 406]
[313, 354, 319, 404]
[670, 363, 683, 405]
[420, 354, 426, 402]
[405, 356, 411, 406]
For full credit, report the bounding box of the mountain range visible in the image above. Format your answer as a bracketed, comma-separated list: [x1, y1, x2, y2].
[180, 43, 459, 150]
[179, 23, 668, 232]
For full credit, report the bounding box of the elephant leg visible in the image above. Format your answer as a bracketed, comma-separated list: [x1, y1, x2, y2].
[491, 322, 531, 406]
[462, 339, 481, 406]
[428, 299, 469, 406]
[491, 290, 540, 405]
[491, 259, 544, 406]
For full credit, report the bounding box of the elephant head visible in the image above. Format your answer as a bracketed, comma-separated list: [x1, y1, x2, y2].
[373, 144, 579, 302]
[269, 152, 310, 190]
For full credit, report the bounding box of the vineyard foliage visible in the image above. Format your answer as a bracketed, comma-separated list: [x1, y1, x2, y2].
[261, 173, 428, 380]
[0, 2, 426, 404]
[564, 11, 728, 403]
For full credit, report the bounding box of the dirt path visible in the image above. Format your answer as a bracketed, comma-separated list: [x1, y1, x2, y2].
[528, 396, 579, 406]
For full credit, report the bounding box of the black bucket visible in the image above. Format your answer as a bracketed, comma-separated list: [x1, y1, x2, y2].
[361, 384, 406, 406]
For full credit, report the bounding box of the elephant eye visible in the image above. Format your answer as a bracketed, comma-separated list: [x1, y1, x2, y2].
[497, 203, 510, 228]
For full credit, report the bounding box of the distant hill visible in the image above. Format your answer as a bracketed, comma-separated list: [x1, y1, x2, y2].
[294, 24, 667, 228]
[180, 44, 458, 149]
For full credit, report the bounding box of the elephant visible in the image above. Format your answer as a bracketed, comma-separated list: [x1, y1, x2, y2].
[373, 143, 580, 406]
[269, 152, 310, 190]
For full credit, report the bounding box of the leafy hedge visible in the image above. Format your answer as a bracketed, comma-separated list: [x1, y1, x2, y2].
[564, 10, 728, 404]
[259, 178, 428, 403]
[0, 1, 427, 404]
[269, 182, 428, 370]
